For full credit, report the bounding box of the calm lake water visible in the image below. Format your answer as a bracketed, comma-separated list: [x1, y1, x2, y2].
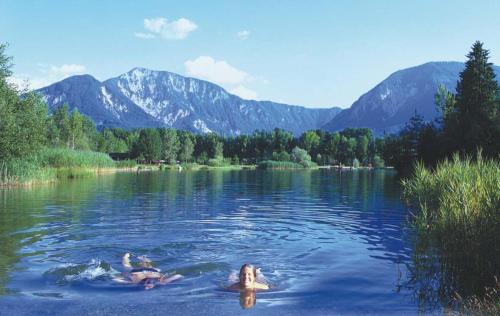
[0, 169, 421, 315]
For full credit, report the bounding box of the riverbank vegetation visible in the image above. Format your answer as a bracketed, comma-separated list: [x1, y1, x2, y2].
[1, 41, 387, 186]
[399, 42, 500, 313]
[403, 154, 499, 305]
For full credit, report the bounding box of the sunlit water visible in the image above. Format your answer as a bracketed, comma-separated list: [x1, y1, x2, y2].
[0, 169, 420, 315]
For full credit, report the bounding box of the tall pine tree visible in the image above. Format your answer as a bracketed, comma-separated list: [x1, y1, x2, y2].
[452, 41, 499, 155]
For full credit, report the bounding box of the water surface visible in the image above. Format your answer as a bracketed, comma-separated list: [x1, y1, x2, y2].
[0, 169, 418, 315]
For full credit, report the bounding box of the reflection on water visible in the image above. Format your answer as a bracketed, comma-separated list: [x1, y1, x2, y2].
[0, 169, 416, 314]
[406, 226, 499, 312]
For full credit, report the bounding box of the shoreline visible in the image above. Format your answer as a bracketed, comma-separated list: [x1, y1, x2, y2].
[1, 164, 394, 188]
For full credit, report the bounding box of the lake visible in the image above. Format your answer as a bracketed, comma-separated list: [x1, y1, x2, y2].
[0, 169, 422, 315]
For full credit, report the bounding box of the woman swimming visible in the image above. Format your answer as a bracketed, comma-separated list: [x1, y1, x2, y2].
[112, 253, 182, 290]
[228, 263, 269, 291]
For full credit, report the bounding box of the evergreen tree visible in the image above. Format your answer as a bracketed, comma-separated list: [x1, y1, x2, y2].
[452, 41, 499, 155]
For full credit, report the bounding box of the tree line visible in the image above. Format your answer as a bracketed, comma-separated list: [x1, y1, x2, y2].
[65, 123, 386, 167]
[0, 42, 385, 167]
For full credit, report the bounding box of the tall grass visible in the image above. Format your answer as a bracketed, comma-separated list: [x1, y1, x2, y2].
[257, 160, 304, 169]
[115, 159, 137, 168]
[402, 152, 499, 311]
[1, 147, 117, 185]
[0, 156, 53, 185]
[37, 147, 115, 168]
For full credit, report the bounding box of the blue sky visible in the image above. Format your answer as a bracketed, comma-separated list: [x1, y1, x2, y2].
[1, 0, 499, 108]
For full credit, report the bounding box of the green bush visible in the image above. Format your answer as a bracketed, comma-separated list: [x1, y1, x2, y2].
[352, 158, 360, 168]
[373, 155, 385, 168]
[180, 162, 199, 170]
[257, 160, 303, 169]
[207, 158, 231, 167]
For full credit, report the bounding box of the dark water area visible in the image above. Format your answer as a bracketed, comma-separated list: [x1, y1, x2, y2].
[0, 169, 422, 315]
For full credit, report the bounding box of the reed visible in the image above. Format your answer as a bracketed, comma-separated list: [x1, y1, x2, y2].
[0, 147, 116, 185]
[402, 152, 499, 310]
[115, 159, 137, 168]
[257, 160, 304, 169]
[38, 147, 115, 168]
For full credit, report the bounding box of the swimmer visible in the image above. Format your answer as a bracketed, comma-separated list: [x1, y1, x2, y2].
[112, 253, 182, 290]
[228, 263, 269, 291]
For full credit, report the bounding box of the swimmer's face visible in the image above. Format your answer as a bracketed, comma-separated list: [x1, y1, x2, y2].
[239, 267, 255, 288]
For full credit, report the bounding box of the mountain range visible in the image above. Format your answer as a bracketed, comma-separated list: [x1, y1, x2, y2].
[37, 63, 500, 136]
[38, 68, 341, 136]
[322, 62, 500, 134]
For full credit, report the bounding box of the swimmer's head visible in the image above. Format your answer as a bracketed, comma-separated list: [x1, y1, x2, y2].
[239, 263, 257, 289]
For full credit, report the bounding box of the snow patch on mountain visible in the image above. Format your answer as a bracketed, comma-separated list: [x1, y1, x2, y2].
[164, 109, 190, 126]
[380, 87, 391, 100]
[193, 119, 212, 133]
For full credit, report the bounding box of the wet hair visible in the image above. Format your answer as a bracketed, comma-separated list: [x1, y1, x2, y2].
[239, 263, 257, 280]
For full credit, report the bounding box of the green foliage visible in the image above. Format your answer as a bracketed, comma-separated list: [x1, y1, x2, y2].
[272, 151, 290, 161]
[134, 128, 162, 161]
[0, 43, 13, 80]
[383, 112, 427, 174]
[207, 158, 231, 167]
[273, 128, 294, 153]
[388, 42, 500, 174]
[403, 152, 500, 299]
[37, 147, 115, 168]
[352, 158, 360, 168]
[49, 104, 98, 150]
[178, 131, 194, 162]
[98, 128, 129, 153]
[197, 151, 208, 164]
[115, 159, 137, 168]
[0, 44, 48, 159]
[372, 155, 384, 168]
[0, 89, 47, 159]
[0, 155, 53, 184]
[257, 160, 303, 169]
[290, 146, 311, 163]
[0, 147, 116, 185]
[160, 128, 179, 164]
[451, 41, 499, 155]
[299, 130, 320, 157]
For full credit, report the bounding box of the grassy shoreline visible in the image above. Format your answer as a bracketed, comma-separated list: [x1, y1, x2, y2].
[402, 153, 499, 313]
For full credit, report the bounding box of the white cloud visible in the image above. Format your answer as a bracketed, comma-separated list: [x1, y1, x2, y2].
[49, 64, 86, 77]
[8, 63, 86, 90]
[230, 85, 258, 100]
[138, 17, 197, 40]
[134, 32, 155, 39]
[184, 56, 248, 85]
[237, 30, 250, 40]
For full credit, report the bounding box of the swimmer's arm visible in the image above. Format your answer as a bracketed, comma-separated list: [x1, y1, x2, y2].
[159, 273, 183, 284]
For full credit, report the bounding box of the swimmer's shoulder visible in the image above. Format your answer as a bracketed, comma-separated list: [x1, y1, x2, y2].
[254, 282, 269, 290]
[227, 283, 241, 291]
